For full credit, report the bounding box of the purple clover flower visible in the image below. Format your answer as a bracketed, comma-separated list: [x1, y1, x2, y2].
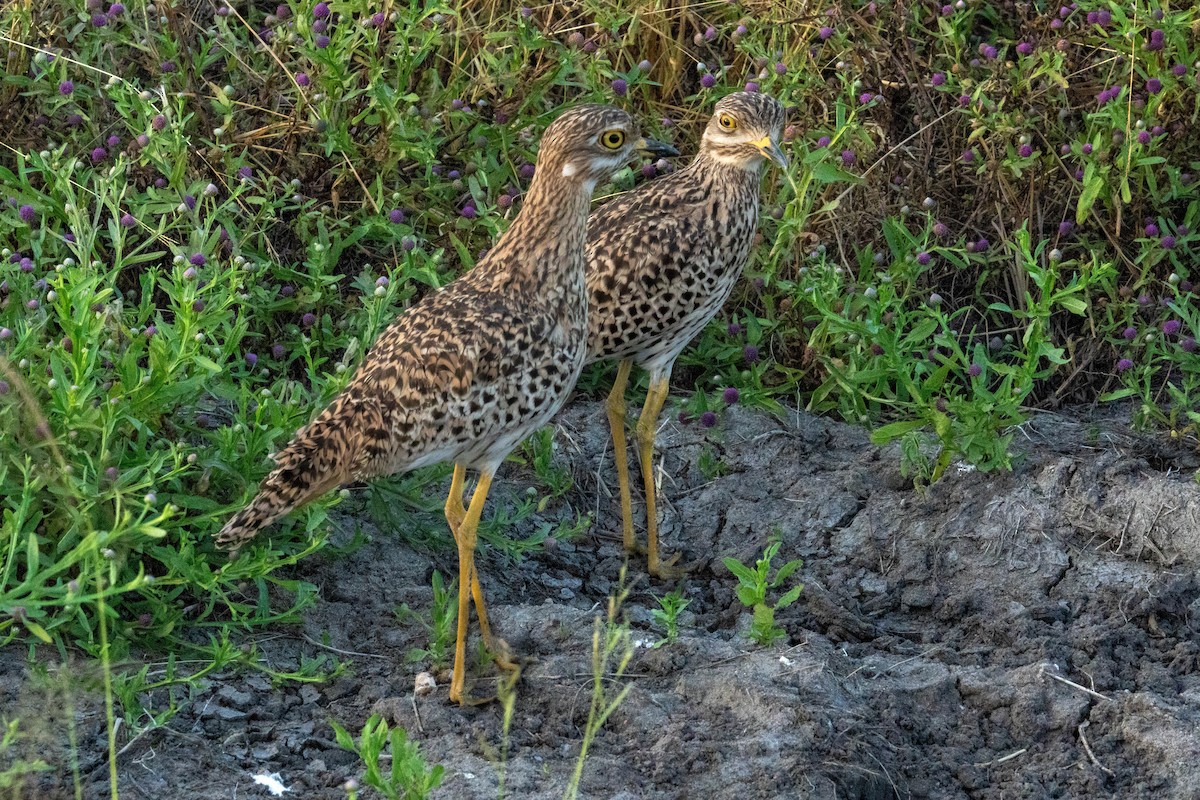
[1117, 358, 1134, 372]
[388, 208, 404, 224]
[296, 72, 310, 86]
[190, 253, 206, 266]
[611, 78, 627, 96]
[699, 411, 718, 428]
[1162, 320, 1182, 336]
[59, 80, 74, 95]
[931, 72, 945, 86]
[1146, 78, 1163, 94]
[818, 26, 834, 40]
[745, 81, 760, 93]
[841, 149, 856, 166]
[916, 251, 931, 265]
[1058, 220, 1074, 236]
[700, 73, 716, 89]
[1018, 144, 1033, 158]
[743, 345, 760, 363]
[461, 203, 477, 219]
[1123, 326, 1137, 340]
[315, 34, 330, 48]
[968, 363, 982, 377]
[18, 204, 35, 223]
[816, 135, 831, 148]
[1162, 235, 1177, 249]
[313, 1, 330, 17]
[120, 212, 135, 227]
[91, 147, 107, 163]
[723, 387, 740, 405]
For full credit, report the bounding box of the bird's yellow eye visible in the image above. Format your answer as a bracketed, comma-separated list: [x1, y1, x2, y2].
[600, 129, 626, 150]
[718, 113, 738, 131]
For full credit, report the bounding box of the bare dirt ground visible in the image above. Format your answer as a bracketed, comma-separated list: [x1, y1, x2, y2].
[7, 400, 1200, 799]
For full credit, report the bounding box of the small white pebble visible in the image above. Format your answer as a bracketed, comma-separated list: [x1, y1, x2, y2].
[414, 672, 436, 696]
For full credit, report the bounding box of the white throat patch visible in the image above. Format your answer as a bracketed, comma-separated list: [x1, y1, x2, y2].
[561, 162, 579, 178]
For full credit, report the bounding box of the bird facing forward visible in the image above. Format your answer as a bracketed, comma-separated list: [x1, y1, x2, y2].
[585, 91, 788, 578]
[215, 105, 675, 704]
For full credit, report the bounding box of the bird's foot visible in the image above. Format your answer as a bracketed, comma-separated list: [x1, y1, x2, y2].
[648, 550, 689, 581]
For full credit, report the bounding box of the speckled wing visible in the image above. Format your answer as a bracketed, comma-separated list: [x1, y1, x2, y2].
[585, 178, 735, 368]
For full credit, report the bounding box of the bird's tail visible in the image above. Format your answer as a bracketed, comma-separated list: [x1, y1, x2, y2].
[214, 393, 383, 551]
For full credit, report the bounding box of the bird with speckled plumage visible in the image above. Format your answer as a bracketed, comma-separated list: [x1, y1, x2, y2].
[585, 91, 788, 578]
[215, 105, 676, 704]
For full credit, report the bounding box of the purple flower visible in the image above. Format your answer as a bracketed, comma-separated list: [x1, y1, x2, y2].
[611, 78, 627, 96]
[1162, 320, 1182, 336]
[190, 253, 206, 266]
[841, 149, 856, 166]
[727, 322, 743, 336]
[313, 1, 330, 17]
[1162, 235, 1176, 250]
[450, 98, 465, 111]
[723, 387, 740, 405]
[703, 25, 716, 41]
[315, 34, 330, 48]
[91, 147, 107, 163]
[1117, 358, 1134, 372]
[108, 2, 125, 14]
[968, 363, 982, 377]
[401, 237, 416, 251]
[59, 80, 74, 95]
[192, 299, 205, 312]
[160, 60, 176, 73]
[26, 299, 39, 310]
[816, 135, 831, 148]
[743, 345, 760, 363]
[0, 328, 10, 340]
[388, 208, 405, 224]
[1146, 28, 1164, 51]
[1172, 63, 1187, 77]
[933, 222, 949, 237]
[1146, 78, 1163, 94]
[295, 72, 310, 86]
[916, 251, 931, 265]
[182, 267, 197, 280]
[302, 312, 316, 327]
[699, 411, 718, 428]
[1016, 42, 1032, 56]
[106, 135, 120, 148]
[67, 114, 83, 126]
[859, 92, 873, 104]
[1018, 144, 1033, 158]
[183, 194, 196, 210]
[280, 284, 295, 297]
[461, 203, 477, 219]
[818, 26, 834, 39]
[497, 193, 513, 208]
[120, 212, 135, 227]
[237, 166, 253, 180]
[699, 73, 716, 90]
[518, 163, 535, 181]
[367, 11, 385, 27]
[982, 45, 998, 60]
[152, 114, 166, 131]
[135, 134, 149, 148]
[1082, 143, 1093, 154]
[92, 12, 107, 26]
[1058, 220, 1074, 236]
[774, 62, 786, 76]
[1182, 337, 1197, 353]
[962, 149, 975, 163]
[1123, 326, 1138, 340]
[1137, 131, 1151, 145]
[975, 238, 989, 252]
[931, 72, 945, 86]
[745, 81, 760, 93]
[0, 380, 8, 395]
[18, 204, 35, 223]
[245, 351, 258, 367]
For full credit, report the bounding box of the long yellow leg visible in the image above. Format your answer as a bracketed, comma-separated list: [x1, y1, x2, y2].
[450, 471, 493, 705]
[604, 359, 636, 552]
[635, 376, 681, 578]
[444, 466, 514, 675]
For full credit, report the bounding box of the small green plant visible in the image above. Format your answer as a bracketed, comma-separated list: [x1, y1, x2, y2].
[696, 445, 730, 480]
[650, 588, 690, 647]
[330, 715, 444, 800]
[0, 717, 51, 790]
[723, 540, 804, 646]
[564, 571, 636, 800]
[398, 571, 456, 668]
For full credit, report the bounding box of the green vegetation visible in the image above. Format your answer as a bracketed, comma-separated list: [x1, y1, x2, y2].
[332, 714, 445, 800]
[650, 587, 690, 647]
[723, 540, 804, 646]
[1, 0, 1199, 792]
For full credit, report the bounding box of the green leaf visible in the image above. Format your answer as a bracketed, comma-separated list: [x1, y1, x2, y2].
[871, 419, 926, 445]
[810, 162, 863, 185]
[774, 583, 805, 610]
[1076, 162, 1104, 224]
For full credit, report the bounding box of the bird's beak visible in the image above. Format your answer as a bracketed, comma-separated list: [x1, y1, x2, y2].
[750, 135, 789, 168]
[635, 136, 679, 158]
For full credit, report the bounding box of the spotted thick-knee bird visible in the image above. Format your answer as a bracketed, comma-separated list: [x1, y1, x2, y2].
[215, 105, 676, 704]
[584, 91, 788, 578]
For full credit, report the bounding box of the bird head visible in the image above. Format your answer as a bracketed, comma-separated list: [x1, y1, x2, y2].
[538, 105, 678, 192]
[699, 92, 788, 170]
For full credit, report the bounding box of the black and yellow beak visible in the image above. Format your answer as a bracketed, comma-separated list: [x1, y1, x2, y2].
[750, 135, 789, 168]
[635, 136, 679, 158]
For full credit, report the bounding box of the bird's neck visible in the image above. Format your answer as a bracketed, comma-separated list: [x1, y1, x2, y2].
[489, 172, 594, 287]
[692, 149, 766, 178]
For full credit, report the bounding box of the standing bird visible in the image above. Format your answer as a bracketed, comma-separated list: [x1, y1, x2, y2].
[215, 105, 676, 704]
[585, 92, 788, 578]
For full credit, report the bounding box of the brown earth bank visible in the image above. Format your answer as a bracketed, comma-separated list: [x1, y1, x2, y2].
[5, 400, 1200, 799]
